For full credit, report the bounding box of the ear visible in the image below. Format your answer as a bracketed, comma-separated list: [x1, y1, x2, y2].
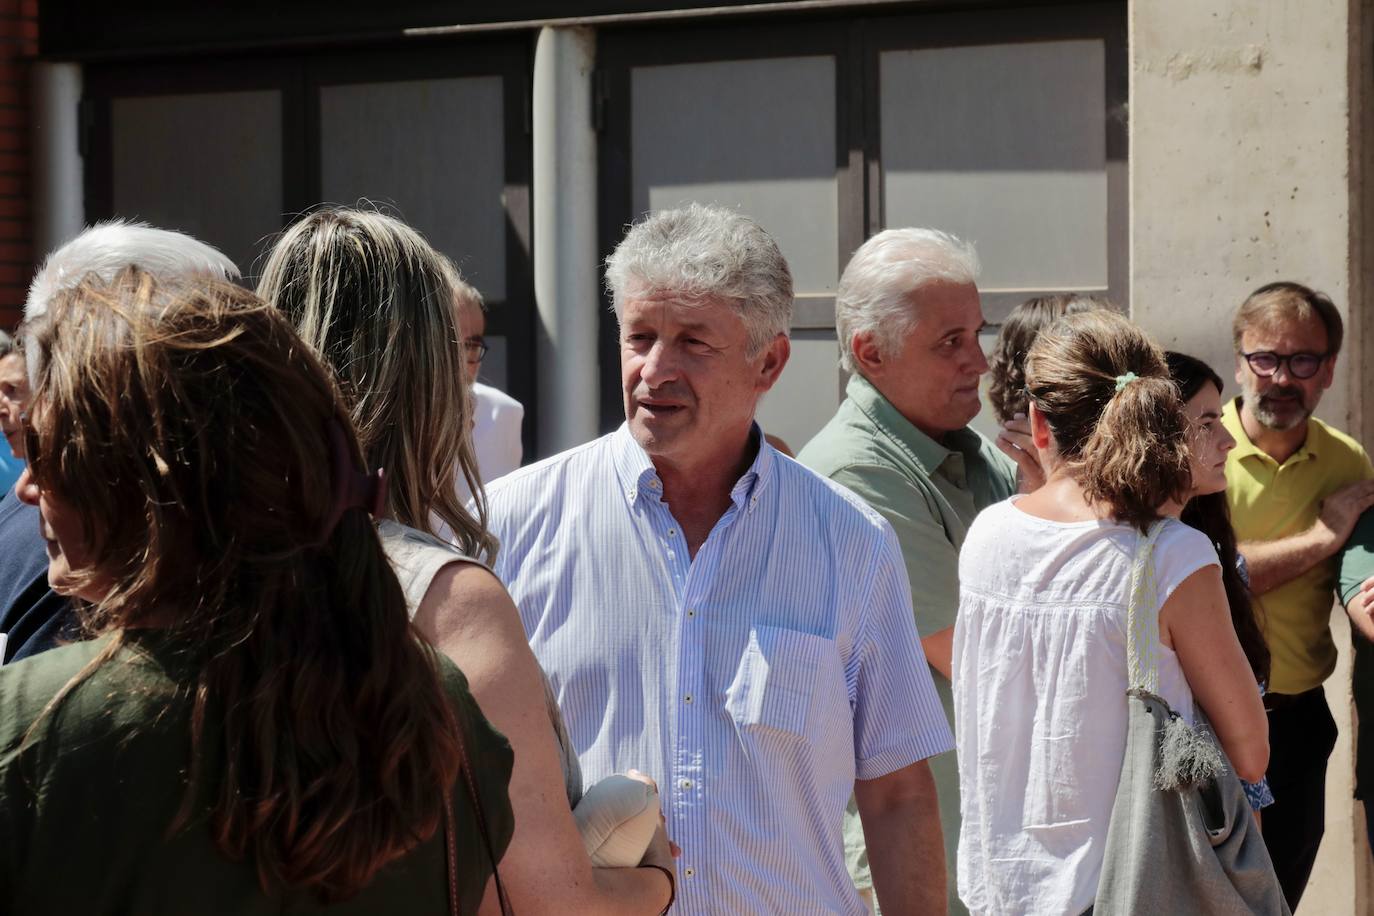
[756, 333, 791, 393]
[851, 332, 885, 377]
[1028, 400, 1053, 451]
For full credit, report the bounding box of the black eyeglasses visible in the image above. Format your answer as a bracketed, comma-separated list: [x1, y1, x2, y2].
[1241, 350, 1328, 380]
[462, 339, 489, 363]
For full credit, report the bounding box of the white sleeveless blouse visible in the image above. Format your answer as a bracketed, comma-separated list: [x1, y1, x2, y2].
[952, 499, 1218, 916]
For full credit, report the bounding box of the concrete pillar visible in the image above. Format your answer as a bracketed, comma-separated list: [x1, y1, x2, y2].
[532, 26, 599, 454]
[30, 62, 84, 263]
[1131, 1, 1370, 911]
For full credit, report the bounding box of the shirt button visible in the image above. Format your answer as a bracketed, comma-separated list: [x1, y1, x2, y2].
[680, 778, 693, 789]
[684, 867, 696, 878]
[666, 528, 677, 538]
[687, 608, 697, 618]
[684, 694, 693, 704]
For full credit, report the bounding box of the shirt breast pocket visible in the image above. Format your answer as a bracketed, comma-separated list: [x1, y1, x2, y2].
[724, 625, 838, 741]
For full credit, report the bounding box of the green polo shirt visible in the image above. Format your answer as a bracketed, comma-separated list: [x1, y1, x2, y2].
[1222, 397, 1374, 695]
[798, 373, 1016, 916]
[799, 374, 1018, 643]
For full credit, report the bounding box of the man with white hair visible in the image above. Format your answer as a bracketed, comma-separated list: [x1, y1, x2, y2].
[452, 274, 523, 493]
[486, 204, 952, 915]
[0, 222, 237, 663]
[799, 229, 1016, 916]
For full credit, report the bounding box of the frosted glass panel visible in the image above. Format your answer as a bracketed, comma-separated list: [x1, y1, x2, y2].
[755, 330, 841, 454]
[320, 77, 506, 300]
[632, 56, 838, 295]
[112, 91, 282, 277]
[881, 40, 1107, 290]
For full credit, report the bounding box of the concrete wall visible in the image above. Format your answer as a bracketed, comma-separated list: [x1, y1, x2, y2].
[1131, 0, 1370, 910]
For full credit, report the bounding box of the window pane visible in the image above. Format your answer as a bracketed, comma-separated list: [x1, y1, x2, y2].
[631, 56, 839, 295]
[112, 91, 282, 276]
[755, 330, 841, 454]
[881, 40, 1107, 291]
[319, 77, 506, 301]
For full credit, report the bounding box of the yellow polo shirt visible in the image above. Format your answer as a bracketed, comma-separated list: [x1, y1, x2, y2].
[1222, 397, 1374, 695]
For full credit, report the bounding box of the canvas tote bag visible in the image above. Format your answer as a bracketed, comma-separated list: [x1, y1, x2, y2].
[1093, 522, 1289, 916]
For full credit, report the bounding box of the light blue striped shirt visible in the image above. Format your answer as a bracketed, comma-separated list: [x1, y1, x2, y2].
[487, 425, 953, 914]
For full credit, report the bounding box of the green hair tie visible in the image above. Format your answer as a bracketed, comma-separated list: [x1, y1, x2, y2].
[1114, 371, 1139, 392]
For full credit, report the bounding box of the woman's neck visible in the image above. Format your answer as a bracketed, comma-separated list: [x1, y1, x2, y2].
[1014, 472, 1107, 523]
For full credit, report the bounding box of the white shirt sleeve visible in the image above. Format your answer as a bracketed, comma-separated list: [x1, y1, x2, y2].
[471, 382, 524, 483]
[1154, 519, 1222, 604]
[851, 523, 956, 779]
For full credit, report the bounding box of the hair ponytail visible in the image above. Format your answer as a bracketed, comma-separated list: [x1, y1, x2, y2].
[1026, 310, 1191, 531]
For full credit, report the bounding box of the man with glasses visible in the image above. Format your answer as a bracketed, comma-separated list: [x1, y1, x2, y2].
[454, 276, 523, 493]
[1221, 280, 1374, 910]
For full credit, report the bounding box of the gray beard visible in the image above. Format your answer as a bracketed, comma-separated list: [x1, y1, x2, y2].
[1252, 397, 1310, 432]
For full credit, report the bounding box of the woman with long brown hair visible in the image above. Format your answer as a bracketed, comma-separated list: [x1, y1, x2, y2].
[0, 269, 513, 913]
[953, 310, 1269, 914]
[1166, 349, 1275, 814]
[257, 207, 675, 915]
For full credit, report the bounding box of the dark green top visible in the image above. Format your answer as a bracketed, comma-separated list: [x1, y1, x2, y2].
[0, 632, 514, 914]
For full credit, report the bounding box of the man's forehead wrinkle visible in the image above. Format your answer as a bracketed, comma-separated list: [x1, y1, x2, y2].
[1242, 317, 1329, 350]
[630, 290, 729, 310]
[623, 294, 738, 330]
[912, 313, 985, 340]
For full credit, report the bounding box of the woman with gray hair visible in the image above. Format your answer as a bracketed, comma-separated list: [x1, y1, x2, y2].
[258, 208, 676, 916]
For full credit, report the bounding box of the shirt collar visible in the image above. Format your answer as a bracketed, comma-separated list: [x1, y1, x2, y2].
[610, 422, 775, 511]
[1223, 396, 1318, 466]
[845, 373, 980, 478]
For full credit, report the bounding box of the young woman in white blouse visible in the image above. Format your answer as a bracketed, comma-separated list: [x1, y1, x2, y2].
[952, 309, 1268, 915]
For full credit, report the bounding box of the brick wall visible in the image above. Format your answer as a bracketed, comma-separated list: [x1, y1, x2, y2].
[0, 0, 35, 330]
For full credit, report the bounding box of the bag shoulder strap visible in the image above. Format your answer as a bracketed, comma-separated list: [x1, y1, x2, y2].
[1125, 520, 1168, 694]
[445, 683, 514, 916]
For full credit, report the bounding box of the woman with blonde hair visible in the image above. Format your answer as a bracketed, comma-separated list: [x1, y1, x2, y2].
[258, 208, 675, 915]
[953, 309, 1270, 914]
[257, 208, 489, 555]
[1, 270, 513, 913]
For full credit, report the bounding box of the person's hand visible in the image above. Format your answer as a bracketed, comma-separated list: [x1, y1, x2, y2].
[996, 414, 1045, 494]
[639, 820, 678, 868]
[1348, 576, 1374, 643]
[625, 769, 678, 912]
[1313, 480, 1374, 554]
[626, 768, 680, 864]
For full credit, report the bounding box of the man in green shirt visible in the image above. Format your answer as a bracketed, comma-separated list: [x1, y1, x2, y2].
[799, 228, 1017, 915]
